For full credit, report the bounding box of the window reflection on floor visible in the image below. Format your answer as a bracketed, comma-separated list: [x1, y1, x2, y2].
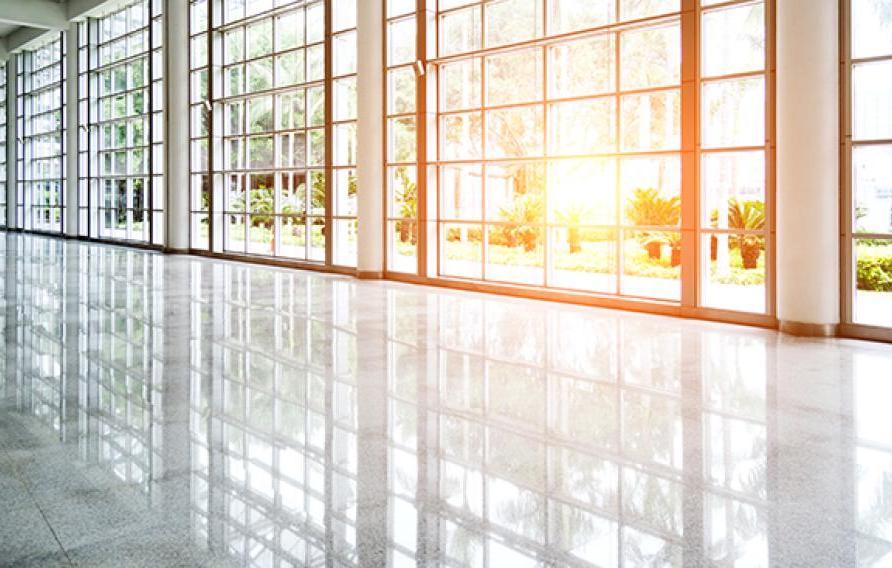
[4, 234, 892, 567]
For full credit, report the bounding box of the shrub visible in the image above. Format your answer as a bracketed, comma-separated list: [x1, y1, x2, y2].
[625, 188, 680, 259]
[857, 247, 892, 292]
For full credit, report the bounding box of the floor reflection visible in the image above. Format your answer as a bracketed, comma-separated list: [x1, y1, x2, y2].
[1, 233, 891, 567]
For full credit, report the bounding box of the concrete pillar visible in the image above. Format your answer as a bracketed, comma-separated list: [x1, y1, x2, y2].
[776, 0, 840, 335]
[165, 0, 190, 252]
[5, 59, 15, 228]
[65, 27, 79, 237]
[356, 0, 384, 277]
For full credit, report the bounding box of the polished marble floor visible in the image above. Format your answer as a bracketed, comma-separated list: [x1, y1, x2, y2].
[1, 232, 891, 567]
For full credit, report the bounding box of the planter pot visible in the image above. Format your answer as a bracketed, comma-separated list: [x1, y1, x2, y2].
[568, 228, 581, 254]
[741, 242, 760, 270]
[671, 246, 681, 267]
[399, 222, 410, 243]
[646, 241, 662, 259]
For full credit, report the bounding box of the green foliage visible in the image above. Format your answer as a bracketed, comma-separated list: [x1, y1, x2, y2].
[555, 206, 594, 253]
[727, 199, 765, 269]
[625, 187, 681, 227]
[394, 167, 417, 244]
[857, 245, 892, 292]
[728, 199, 765, 231]
[492, 192, 544, 252]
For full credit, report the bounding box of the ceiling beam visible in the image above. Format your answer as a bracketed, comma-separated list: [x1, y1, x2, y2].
[0, 0, 68, 30]
[5, 26, 55, 54]
[68, 0, 119, 21]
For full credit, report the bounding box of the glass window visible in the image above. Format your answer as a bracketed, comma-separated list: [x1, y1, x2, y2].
[432, 1, 684, 299]
[849, 0, 892, 328]
[699, 0, 768, 314]
[385, 5, 418, 274]
[0, 63, 6, 228]
[17, 35, 66, 233]
[82, 1, 163, 244]
[189, 0, 357, 265]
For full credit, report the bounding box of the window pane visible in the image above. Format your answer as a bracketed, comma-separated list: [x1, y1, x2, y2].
[388, 18, 416, 66]
[853, 61, 892, 142]
[389, 220, 418, 273]
[701, 234, 766, 313]
[441, 164, 483, 220]
[485, 0, 542, 48]
[388, 0, 415, 18]
[440, 58, 481, 112]
[442, 223, 483, 279]
[485, 162, 545, 223]
[622, 230, 681, 300]
[486, 48, 542, 106]
[388, 67, 416, 114]
[550, 98, 616, 156]
[620, 24, 680, 90]
[550, 0, 614, 34]
[441, 112, 482, 160]
[548, 158, 616, 226]
[549, 34, 614, 99]
[486, 106, 544, 158]
[389, 117, 417, 162]
[621, 91, 680, 152]
[701, 3, 765, 77]
[620, 0, 679, 22]
[551, 227, 617, 293]
[246, 19, 273, 59]
[334, 219, 358, 265]
[622, 156, 681, 226]
[333, 0, 357, 31]
[854, 145, 892, 235]
[852, 0, 892, 59]
[486, 223, 545, 285]
[701, 152, 765, 229]
[276, 12, 304, 51]
[702, 77, 764, 148]
[854, 238, 892, 327]
[440, 6, 481, 57]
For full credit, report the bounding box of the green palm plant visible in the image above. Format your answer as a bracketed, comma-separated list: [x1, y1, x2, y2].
[625, 188, 681, 259]
[394, 167, 417, 244]
[555, 206, 592, 254]
[728, 199, 765, 269]
[498, 192, 544, 252]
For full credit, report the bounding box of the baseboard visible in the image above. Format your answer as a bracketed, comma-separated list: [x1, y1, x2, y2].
[357, 270, 384, 280]
[778, 320, 839, 337]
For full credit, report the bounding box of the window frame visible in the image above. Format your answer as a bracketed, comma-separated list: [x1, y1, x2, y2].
[16, 33, 67, 235]
[383, 0, 777, 327]
[840, 0, 892, 341]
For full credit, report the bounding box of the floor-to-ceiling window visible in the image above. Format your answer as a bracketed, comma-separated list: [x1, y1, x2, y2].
[385, 0, 421, 274]
[386, 0, 773, 320]
[0, 63, 7, 228]
[846, 0, 892, 330]
[188, 0, 358, 266]
[16, 34, 66, 233]
[78, 1, 164, 245]
[698, 0, 768, 314]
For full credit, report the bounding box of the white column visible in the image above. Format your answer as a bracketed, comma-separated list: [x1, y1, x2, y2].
[5, 59, 15, 228]
[65, 26, 79, 237]
[356, 0, 384, 277]
[165, 0, 190, 252]
[776, 0, 840, 334]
